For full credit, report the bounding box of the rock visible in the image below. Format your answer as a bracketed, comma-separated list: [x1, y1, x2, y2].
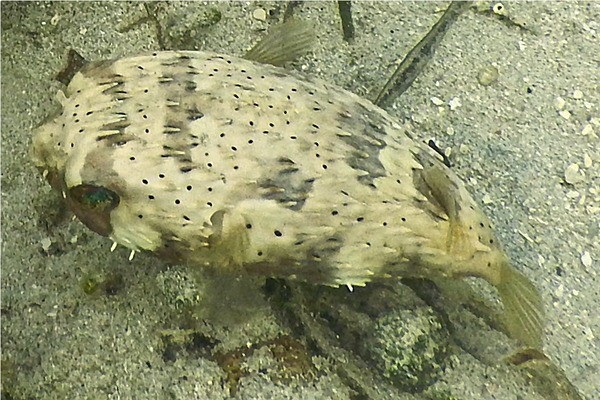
[564, 163, 584, 184]
[365, 307, 450, 392]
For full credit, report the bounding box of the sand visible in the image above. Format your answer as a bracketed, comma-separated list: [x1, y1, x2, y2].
[2, 2, 598, 399]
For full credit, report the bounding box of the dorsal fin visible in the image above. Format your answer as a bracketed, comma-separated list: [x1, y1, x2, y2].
[244, 20, 315, 66]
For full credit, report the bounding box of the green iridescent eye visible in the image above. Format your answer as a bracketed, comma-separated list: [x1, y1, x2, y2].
[66, 185, 119, 236]
[69, 184, 120, 210]
[81, 187, 116, 207]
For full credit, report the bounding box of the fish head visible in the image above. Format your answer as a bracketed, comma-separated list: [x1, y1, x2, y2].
[31, 88, 125, 237]
[31, 90, 72, 192]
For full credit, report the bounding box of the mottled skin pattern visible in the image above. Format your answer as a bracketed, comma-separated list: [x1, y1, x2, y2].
[31, 51, 543, 347]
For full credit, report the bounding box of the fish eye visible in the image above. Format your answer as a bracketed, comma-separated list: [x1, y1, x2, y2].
[69, 184, 120, 210]
[66, 184, 121, 236]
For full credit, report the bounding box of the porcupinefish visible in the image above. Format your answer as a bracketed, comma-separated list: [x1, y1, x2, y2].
[31, 29, 544, 349]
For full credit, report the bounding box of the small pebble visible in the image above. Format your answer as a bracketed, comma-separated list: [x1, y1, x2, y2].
[446, 127, 455, 136]
[553, 97, 566, 111]
[559, 110, 572, 120]
[431, 97, 444, 106]
[537, 255, 545, 266]
[571, 90, 584, 100]
[587, 205, 600, 215]
[252, 8, 267, 21]
[477, 65, 499, 86]
[482, 193, 493, 205]
[492, 2, 509, 16]
[566, 190, 580, 199]
[448, 97, 462, 111]
[564, 163, 583, 184]
[583, 154, 593, 168]
[511, 16, 530, 29]
[50, 13, 61, 26]
[581, 124, 594, 136]
[581, 251, 592, 269]
[554, 284, 564, 298]
[41, 238, 52, 252]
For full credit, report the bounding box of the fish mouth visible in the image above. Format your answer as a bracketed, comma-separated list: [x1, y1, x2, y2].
[30, 126, 65, 181]
[37, 166, 67, 195]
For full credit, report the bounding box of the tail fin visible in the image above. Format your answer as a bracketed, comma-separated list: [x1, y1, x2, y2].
[496, 264, 545, 348]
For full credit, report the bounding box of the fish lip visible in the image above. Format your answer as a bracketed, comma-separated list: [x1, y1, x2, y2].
[30, 115, 65, 175]
[40, 167, 67, 194]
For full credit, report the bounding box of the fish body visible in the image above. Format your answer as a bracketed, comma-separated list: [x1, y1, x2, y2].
[31, 50, 543, 347]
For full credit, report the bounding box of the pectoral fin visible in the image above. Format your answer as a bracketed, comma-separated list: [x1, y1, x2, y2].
[420, 164, 474, 257]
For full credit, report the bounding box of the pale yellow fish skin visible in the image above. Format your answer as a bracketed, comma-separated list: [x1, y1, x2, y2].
[31, 51, 543, 347]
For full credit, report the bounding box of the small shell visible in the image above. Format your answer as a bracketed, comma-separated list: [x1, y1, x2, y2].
[477, 65, 499, 86]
